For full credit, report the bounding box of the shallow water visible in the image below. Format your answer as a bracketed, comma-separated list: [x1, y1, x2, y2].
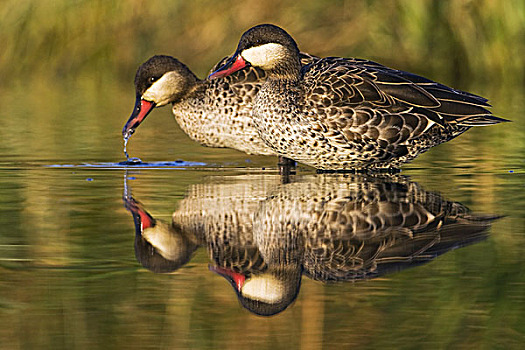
[1, 158, 524, 349]
[1, 58, 525, 350]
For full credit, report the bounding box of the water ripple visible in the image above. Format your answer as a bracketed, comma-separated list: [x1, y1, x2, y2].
[46, 160, 207, 169]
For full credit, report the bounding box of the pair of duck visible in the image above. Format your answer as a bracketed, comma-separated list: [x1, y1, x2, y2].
[123, 24, 507, 170]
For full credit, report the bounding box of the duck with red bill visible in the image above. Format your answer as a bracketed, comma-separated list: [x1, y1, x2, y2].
[208, 24, 509, 170]
[208, 55, 249, 80]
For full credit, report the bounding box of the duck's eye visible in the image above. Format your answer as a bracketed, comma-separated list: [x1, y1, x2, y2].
[149, 76, 157, 83]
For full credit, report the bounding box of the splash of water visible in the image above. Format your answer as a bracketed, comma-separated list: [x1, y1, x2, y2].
[123, 135, 142, 164]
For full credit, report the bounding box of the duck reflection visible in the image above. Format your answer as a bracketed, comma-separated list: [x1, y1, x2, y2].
[123, 173, 498, 316]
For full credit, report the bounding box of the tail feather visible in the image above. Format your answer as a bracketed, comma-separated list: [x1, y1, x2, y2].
[456, 115, 511, 126]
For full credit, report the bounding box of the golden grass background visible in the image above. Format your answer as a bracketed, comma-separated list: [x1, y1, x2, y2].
[2, 0, 524, 87]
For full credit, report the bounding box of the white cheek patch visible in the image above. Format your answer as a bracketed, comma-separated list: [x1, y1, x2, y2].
[241, 275, 284, 303]
[142, 225, 183, 261]
[241, 43, 288, 69]
[142, 71, 181, 106]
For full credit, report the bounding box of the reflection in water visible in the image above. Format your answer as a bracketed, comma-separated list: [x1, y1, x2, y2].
[123, 173, 498, 316]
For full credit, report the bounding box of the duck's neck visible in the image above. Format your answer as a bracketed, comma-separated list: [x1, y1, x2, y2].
[263, 56, 302, 97]
[252, 73, 302, 150]
[170, 80, 223, 146]
[267, 56, 302, 82]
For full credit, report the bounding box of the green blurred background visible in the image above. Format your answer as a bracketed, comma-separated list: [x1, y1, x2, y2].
[3, 0, 524, 85]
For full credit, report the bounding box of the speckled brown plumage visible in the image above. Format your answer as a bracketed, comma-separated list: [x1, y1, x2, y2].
[172, 61, 273, 155]
[210, 24, 508, 170]
[124, 53, 317, 156]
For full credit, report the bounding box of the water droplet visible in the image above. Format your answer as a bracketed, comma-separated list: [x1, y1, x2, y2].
[123, 135, 130, 160]
[123, 135, 142, 164]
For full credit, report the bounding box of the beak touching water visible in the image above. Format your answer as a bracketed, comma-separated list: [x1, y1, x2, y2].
[208, 54, 248, 80]
[122, 96, 156, 138]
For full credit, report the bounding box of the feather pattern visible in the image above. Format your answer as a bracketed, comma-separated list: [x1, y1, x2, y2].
[213, 24, 509, 170]
[254, 56, 507, 169]
[125, 53, 317, 156]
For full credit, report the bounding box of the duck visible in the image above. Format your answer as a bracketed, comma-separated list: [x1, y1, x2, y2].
[209, 24, 509, 170]
[122, 53, 316, 157]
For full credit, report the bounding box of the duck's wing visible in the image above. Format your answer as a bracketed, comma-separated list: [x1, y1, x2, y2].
[301, 57, 507, 128]
[300, 57, 507, 162]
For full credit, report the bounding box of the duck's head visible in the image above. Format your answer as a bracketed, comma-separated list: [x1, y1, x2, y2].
[210, 264, 302, 316]
[122, 55, 198, 138]
[209, 24, 300, 80]
[124, 196, 198, 273]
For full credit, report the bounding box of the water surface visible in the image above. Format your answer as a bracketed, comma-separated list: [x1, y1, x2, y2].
[1, 155, 524, 349]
